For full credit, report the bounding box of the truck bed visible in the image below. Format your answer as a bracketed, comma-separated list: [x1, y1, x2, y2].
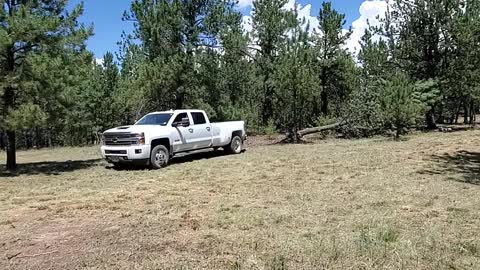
[210, 121, 245, 147]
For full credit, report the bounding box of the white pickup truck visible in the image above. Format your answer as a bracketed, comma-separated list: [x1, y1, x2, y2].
[101, 109, 246, 168]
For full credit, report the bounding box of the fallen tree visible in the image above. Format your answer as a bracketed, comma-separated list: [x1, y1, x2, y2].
[298, 123, 341, 137]
[283, 123, 341, 143]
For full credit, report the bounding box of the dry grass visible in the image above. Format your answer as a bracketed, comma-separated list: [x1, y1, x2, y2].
[1, 131, 480, 269]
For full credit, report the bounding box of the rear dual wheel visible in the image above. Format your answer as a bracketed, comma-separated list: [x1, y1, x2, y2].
[225, 136, 243, 154]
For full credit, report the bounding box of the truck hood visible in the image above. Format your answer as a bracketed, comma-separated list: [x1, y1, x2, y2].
[104, 125, 168, 135]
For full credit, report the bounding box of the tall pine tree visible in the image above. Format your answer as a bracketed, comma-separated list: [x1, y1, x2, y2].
[314, 1, 351, 116]
[0, 0, 92, 169]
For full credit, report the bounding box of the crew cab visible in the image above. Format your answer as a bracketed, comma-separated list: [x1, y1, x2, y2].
[101, 110, 246, 169]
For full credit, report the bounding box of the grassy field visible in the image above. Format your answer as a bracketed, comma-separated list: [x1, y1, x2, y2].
[1, 131, 480, 269]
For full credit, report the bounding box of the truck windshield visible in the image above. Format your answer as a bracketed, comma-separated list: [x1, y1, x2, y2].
[135, 113, 173, 126]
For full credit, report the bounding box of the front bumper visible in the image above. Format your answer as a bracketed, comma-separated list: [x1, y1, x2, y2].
[101, 145, 150, 164]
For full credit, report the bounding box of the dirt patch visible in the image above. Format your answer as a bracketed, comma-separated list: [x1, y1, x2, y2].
[1, 216, 102, 269]
[245, 134, 283, 147]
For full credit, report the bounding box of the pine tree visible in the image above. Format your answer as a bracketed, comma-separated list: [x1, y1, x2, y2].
[0, 0, 92, 169]
[66, 52, 119, 145]
[274, 5, 318, 141]
[214, 9, 256, 124]
[445, 0, 480, 124]
[381, 73, 424, 139]
[116, 44, 149, 122]
[123, 0, 238, 111]
[341, 29, 387, 137]
[390, 0, 461, 129]
[251, 0, 295, 125]
[314, 1, 351, 116]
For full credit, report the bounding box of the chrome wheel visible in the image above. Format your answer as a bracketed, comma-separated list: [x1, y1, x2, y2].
[154, 149, 167, 166]
[227, 136, 243, 154]
[233, 138, 241, 152]
[150, 145, 169, 169]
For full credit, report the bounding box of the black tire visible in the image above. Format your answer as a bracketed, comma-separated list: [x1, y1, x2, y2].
[150, 145, 169, 169]
[225, 136, 243, 154]
[112, 163, 126, 170]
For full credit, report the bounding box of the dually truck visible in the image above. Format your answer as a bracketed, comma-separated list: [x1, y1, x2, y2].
[101, 109, 246, 169]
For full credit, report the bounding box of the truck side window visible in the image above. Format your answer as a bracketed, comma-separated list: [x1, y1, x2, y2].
[191, 112, 207, 125]
[173, 113, 188, 124]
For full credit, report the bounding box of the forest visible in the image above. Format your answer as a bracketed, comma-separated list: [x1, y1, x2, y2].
[1, 0, 480, 169]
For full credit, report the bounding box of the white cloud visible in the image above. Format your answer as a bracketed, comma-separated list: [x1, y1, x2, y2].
[237, 0, 253, 9]
[240, 0, 319, 33]
[241, 15, 253, 33]
[346, 0, 388, 55]
[288, 1, 319, 32]
[95, 58, 104, 66]
[239, 0, 390, 56]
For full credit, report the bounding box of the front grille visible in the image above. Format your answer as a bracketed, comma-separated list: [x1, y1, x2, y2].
[105, 150, 127, 154]
[103, 132, 139, 146]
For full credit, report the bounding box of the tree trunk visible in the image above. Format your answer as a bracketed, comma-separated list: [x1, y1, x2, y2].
[320, 68, 328, 115]
[312, 99, 319, 117]
[284, 123, 339, 143]
[262, 91, 273, 125]
[35, 127, 40, 148]
[320, 90, 328, 116]
[452, 102, 461, 124]
[262, 73, 273, 126]
[292, 73, 298, 143]
[3, 83, 17, 170]
[469, 102, 474, 124]
[2, 43, 17, 169]
[455, 102, 461, 124]
[298, 123, 340, 137]
[0, 131, 5, 150]
[175, 92, 184, 110]
[437, 105, 444, 124]
[473, 106, 477, 124]
[463, 102, 469, 124]
[6, 130, 16, 170]
[425, 108, 437, 129]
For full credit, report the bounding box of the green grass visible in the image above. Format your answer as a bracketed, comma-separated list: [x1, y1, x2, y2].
[1, 131, 480, 269]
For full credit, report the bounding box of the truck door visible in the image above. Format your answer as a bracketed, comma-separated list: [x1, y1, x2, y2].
[187, 111, 213, 149]
[171, 112, 193, 152]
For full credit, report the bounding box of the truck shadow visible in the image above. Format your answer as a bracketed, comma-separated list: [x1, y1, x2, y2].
[418, 151, 480, 185]
[171, 149, 243, 165]
[0, 159, 102, 177]
[107, 149, 245, 171]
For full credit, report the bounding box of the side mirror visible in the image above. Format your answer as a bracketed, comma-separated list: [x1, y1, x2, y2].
[181, 117, 190, 127]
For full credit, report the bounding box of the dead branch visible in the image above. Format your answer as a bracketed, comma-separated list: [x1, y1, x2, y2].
[12, 250, 59, 259]
[7, 252, 22, 260]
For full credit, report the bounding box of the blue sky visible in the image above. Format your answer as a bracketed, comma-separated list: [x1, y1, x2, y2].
[69, 0, 385, 58]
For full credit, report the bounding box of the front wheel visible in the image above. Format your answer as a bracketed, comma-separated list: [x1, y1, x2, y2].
[150, 145, 169, 169]
[225, 136, 243, 154]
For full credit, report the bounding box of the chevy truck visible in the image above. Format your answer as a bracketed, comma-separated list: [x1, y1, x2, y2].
[101, 109, 246, 169]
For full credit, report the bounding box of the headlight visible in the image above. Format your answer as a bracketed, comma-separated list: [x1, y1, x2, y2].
[136, 132, 145, 145]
